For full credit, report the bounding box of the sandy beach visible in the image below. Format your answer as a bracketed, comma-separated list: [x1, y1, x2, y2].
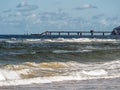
[0, 78, 120, 90]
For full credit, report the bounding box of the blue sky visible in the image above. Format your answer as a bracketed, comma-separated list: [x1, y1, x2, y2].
[0, 0, 120, 34]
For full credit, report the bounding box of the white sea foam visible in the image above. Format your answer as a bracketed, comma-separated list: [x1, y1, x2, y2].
[0, 73, 5, 81]
[81, 50, 92, 52]
[0, 71, 119, 86]
[1, 38, 119, 44]
[0, 60, 120, 86]
[0, 69, 20, 81]
[53, 49, 92, 53]
[25, 39, 41, 42]
[43, 38, 118, 43]
[82, 70, 108, 76]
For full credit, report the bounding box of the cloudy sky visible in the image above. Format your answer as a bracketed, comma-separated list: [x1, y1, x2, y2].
[0, 0, 120, 34]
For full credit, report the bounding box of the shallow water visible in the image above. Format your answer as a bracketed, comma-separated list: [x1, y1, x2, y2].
[0, 38, 120, 86]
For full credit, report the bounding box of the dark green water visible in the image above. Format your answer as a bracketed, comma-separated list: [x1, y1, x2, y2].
[0, 38, 120, 64]
[0, 38, 120, 86]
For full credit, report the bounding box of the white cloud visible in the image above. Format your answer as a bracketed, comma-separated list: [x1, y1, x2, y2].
[17, 1, 26, 8]
[16, 1, 38, 12]
[100, 19, 109, 25]
[74, 4, 97, 10]
[16, 12, 22, 16]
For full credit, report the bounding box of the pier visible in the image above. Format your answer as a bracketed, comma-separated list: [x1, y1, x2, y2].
[0, 30, 118, 39]
[38, 31, 111, 36]
[31, 31, 112, 39]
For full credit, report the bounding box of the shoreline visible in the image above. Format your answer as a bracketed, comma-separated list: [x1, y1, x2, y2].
[1, 78, 120, 90]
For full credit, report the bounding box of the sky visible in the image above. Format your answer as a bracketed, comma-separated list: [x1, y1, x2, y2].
[0, 0, 120, 34]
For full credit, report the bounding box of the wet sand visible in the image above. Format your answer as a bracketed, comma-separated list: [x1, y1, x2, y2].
[1, 78, 120, 90]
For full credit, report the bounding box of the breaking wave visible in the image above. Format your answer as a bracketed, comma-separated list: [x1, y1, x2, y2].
[53, 49, 92, 53]
[1, 38, 120, 86]
[0, 38, 119, 44]
[0, 59, 120, 86]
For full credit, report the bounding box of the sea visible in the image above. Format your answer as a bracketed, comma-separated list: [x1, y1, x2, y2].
[0, 38, 120, 86]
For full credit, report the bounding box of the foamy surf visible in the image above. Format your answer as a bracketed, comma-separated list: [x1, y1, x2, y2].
[0, 38, 119, 44]
[0, 60, 120, 86]
[1, 38, 120, 86]
[42, 38, 119, 43]
[53, 49, 92, 53]
[82, 70, 108, 76]
[0, 69, 20, 81]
